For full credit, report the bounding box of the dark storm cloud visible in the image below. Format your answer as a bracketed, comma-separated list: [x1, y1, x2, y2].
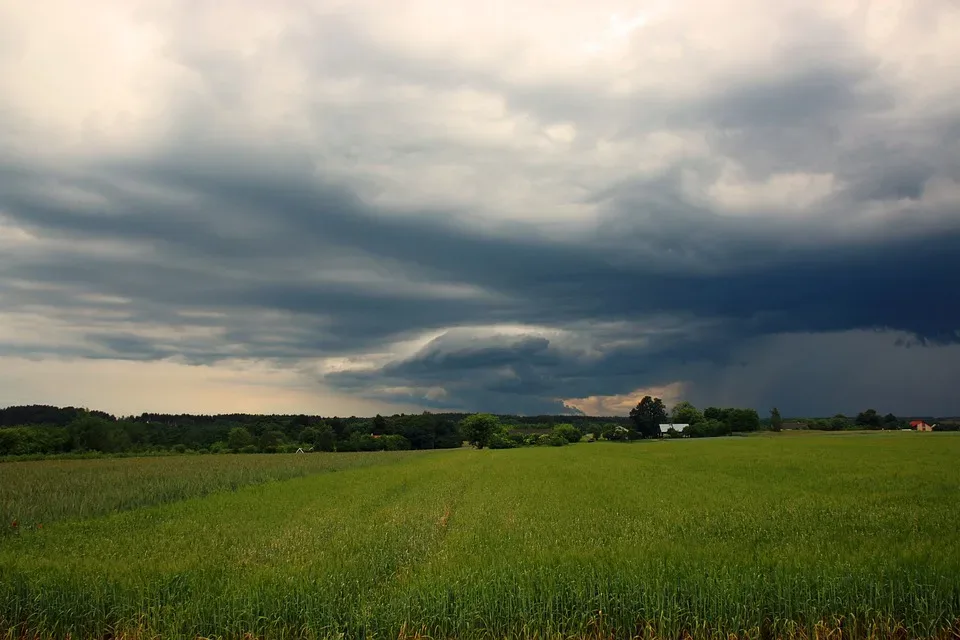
[2, 1, 960, 414]
[3, 135, 960, 413]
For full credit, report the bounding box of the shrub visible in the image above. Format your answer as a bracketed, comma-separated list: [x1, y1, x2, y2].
[552, 424, 582, 444]
[489, 433, 517, 449]
[601, 424, 630, 441]
[381, 435, 411, 451]
[537, 433, 566, 447]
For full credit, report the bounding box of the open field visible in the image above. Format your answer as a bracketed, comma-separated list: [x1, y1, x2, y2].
[2, 433, 959, 639]
[0, 451, 425, 527]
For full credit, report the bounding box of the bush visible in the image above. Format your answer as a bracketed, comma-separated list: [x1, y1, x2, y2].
[381, 435, 411, 451]
[537, 433, 566, 447]
[553, 424, 582, 444]
[240, 445, 259, 454]
[685, 419, 729, 438]
[547, 433, 567, 446]
[601, 424, 630, 441]
[489, 433, 517, 449]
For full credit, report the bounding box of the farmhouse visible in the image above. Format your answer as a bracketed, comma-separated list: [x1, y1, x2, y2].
[659, 423, 689, 436]
[910, 420, 934, 432]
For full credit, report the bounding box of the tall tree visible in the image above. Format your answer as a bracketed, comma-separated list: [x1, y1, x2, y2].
[727, 408, 760, 432]
[671, 401, 703, 425]
[770, 407, 783, 432]
[703, 407, 727, 422]
[315, 424, 336, 451]
[629, 396, 668, 439]
[855, 409, 882, 429]
[459, 413, 502, 449]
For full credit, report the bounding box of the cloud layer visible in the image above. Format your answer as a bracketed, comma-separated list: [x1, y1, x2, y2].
[1, 0, 959, 416]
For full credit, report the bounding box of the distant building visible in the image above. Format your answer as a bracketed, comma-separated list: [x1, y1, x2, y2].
[659, 423, 689, 436]
[910, 420, 934, 432]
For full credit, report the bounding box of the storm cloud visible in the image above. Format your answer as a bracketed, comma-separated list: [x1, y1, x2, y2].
[1, 0, 959, 416]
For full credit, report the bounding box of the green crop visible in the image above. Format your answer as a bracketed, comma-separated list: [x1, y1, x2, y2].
[0, 451, 424, 526]
[1, 433, 958, 639]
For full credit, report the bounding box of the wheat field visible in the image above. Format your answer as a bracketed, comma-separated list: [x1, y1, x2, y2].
[2, 433, 958, 639]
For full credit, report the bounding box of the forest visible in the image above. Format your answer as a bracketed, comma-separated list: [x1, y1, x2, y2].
[0, 404, 633, 457]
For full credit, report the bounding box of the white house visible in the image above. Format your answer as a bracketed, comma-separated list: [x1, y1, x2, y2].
[659, 423, 689, 435]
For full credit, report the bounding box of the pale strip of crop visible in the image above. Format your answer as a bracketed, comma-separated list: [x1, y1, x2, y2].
[0, 450, 429, 527]
[1, 433, 958, 639]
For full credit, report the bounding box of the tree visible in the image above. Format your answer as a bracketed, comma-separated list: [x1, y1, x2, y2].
[629, 396, 668, 439]
[315, 424, 336, 452]
[830, 414, 851, 431]
[855, 409, 882, 429]
[459, 413, 502, 449]
[770, 407, 783, 432]
[726, 408, 760, 432]
[670, 401, 703, 425]
[703, 407, 726, 422]
[260, 430, 286, 453]
[299, 427, 320, 445]
[328, 417, 346, 440]
[227, 427, 254, 452]
[68, 416, 129, 452]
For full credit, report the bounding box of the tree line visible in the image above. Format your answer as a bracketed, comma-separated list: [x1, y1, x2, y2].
[0, 407, 465, 456]
[775, 408, 959, 432]
[1, 401, 952, 458]
[0, 405, 626, 457]
[423, 397, 766, 448]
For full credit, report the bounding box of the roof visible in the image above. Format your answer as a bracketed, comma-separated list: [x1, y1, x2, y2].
[659, 423, 689, 433]
[909, 420, 929, 427]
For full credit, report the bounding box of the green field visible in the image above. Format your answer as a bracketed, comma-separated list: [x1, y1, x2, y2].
[0, 451, 424, 527]
[2, 433, 959, 639]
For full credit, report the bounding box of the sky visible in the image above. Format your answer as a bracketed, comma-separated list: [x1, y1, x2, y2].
[1, 0, 959, 418]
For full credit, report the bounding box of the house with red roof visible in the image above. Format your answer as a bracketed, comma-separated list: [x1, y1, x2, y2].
[910, 420, 934, 432]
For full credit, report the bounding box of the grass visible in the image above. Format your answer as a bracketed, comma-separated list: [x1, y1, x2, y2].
[2, 433, 959, 639]
[0, 451, 425, 527]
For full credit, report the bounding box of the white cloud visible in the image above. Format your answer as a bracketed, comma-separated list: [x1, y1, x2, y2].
[700, 166, 839, 215]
